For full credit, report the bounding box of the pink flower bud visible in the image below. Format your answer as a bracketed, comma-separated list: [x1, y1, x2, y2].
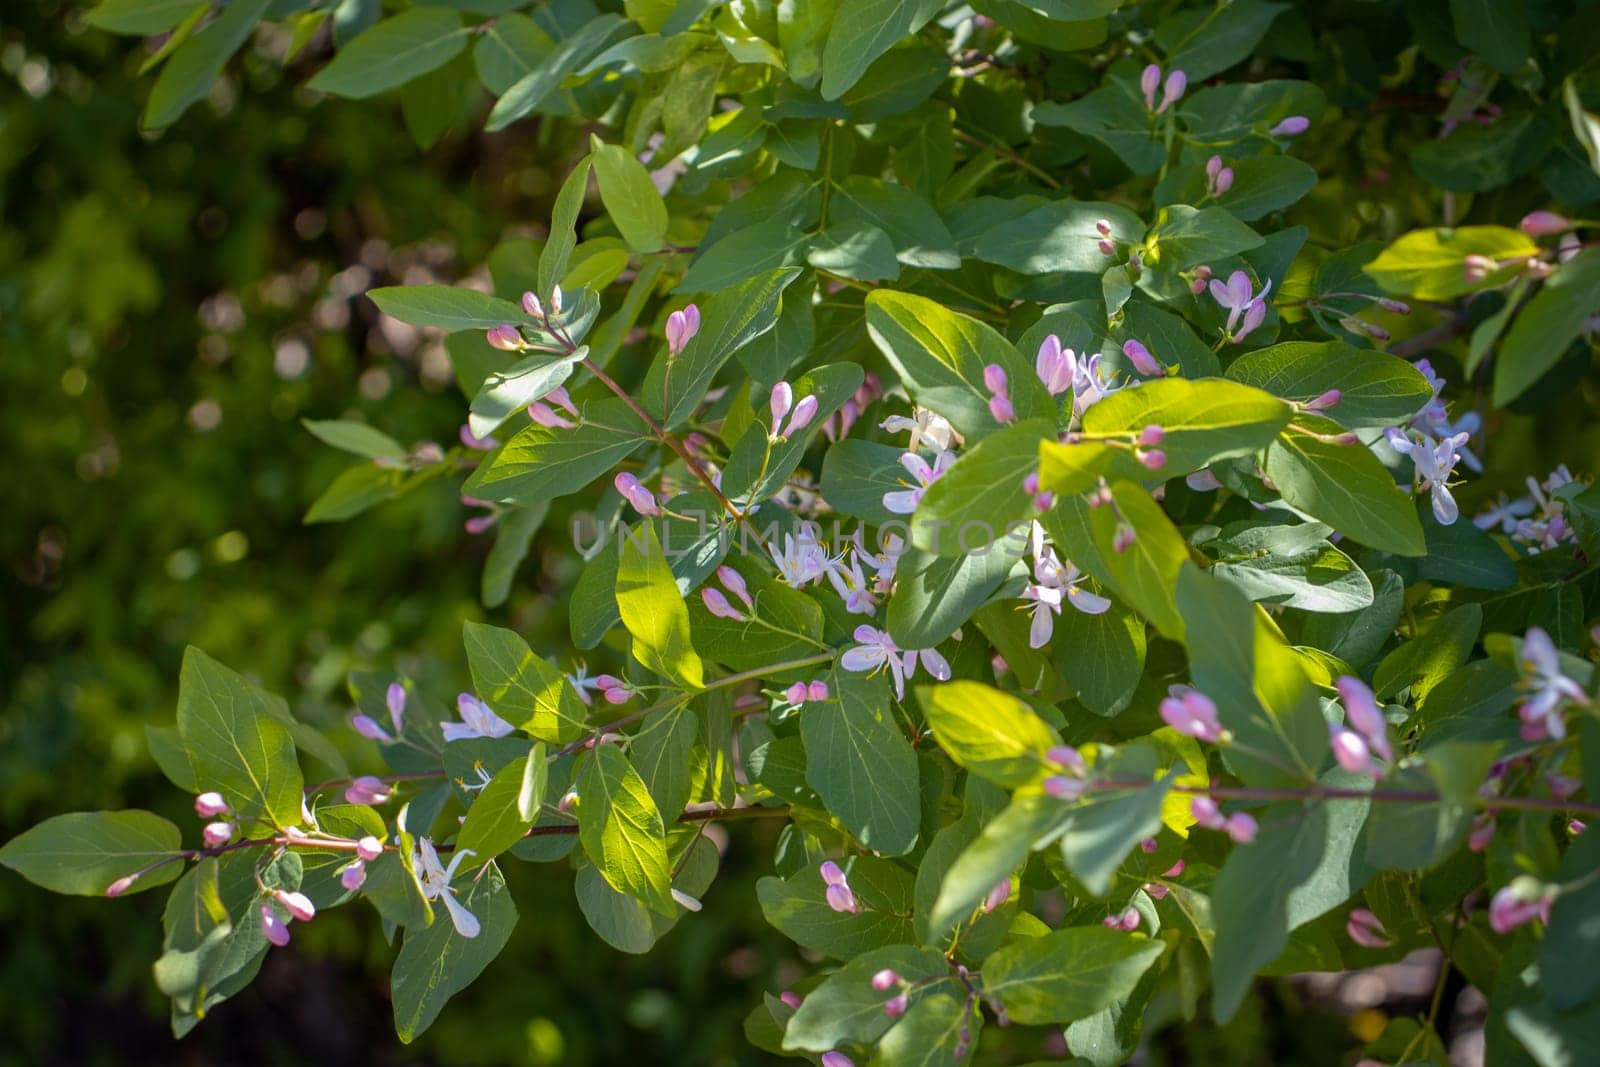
[527, 402, 576, 429]
[1022, 472, 1041, 496]
[1122, 339, 1163, 377]
[1571, 819, 1587, 835]
[1096, 218, 1112, 237]
[260, 903, 291, 947]
[1547, 773, 1580, 801]
[345, 776, 392, 806]
[1462, 254, 1496, 282]
[871, 968, 900, 991]
[275, 890, 316, 923]
[1137, 424, 1165, 446]
[1207, 154, 1224, 182]
[1269, 116, 1310, 136]
[1159, 70, 1186, 113]
[1346, 908, 1391, 948]
[1098, 238, 1115, 256]
[1329, 725, 1381, 780]
[982, 879, 1012, 913]
[1112, 524, 1136, 553]
[821, 1053, 854, 1067]
[549, 285, 563, 316]
[988, 394, 1016, 423]
[350, 714, 393, 742]
[1214, 167, 1234, 195]
[602, 685, 631, 706]
[820, 860, 847, 886]
[769, 381, 794, 432]
[1489, 881, 1551, 934]
[983, 363, 1008, 395]
[1140, 64, 1162, 110]
[1047, 745, 1086, 776]
[459, 424, 498, 451]
[1190, 795, 1223, 829]
[1146, 882, 1169, 900]
[1043, 775, 1086, 801]
[1138, 449, 1166, 471]
[1519, 211, 1570, 237]
[780, 991, 803, 1010]
[341, 861, 367, 891]
[1468, 812, 1496, 852]
[464, 515, 496, 535]
[665, 305, 701, 355]
[1304, 388, 1342, 411]
[807, 680, 830, 702]
[701, 587, 745, 621]
[784, 681, 809, 704]
[1163, 859, 1186, 878]
[1141, 837, 1158, 854]
[195, 792, 230, 818]
[545, 386, 578, 418]
[825, 883, 859, 914]
[1335, 675, 1392, 763]
[1378, 298, 1410, 314]
[1226, 812, 1258, 844]
[521, 291, 543, 317]
[1103, 908, 1140, 931]
[356, 836, 384, 862]
[485, 324, 522, 351]
[203, 821, 236, 848]
[105, 874, 138, 898]
[1034, 491, 1054, 511]
[1160, 687, 1224, 743]
[785, 395, 819, 436]
[883, 994, 908, 1018]
[613, 472, 660, 516]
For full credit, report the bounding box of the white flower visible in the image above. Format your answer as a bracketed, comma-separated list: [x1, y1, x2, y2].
[442, 694, 517, 742]
[880, 407, 960, 452]
[824, 551, 879, 615]
[1516, 627, 1589, 741]
[882, 450, 956, 514]
[414, 837, 481, 938]
[1409, 360, 1482, 471]
[565, 662, 604, 705]
[1386, 429, 1470, 524]
[1473, 492, 1535, 534]
[841, 624, 906, 696]
[1021, 527, 1110, 647]
[770, 523, 832, 588]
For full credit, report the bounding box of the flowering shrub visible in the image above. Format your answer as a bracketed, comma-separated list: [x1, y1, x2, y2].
[6, 0, 1600, 1062]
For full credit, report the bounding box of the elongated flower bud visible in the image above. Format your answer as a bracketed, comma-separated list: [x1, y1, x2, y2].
[1462, 254, 1496, 282]
[260, 903, 291, 947]
[982, 879, 1011, 913]
[1346, 908, 1391, 948]
[701, 587, 745, 621]
[1122, 339, 1163, 377]
[1043, 775, 1086, 801]
[821, 1053, 854, 1067]
[275, 890, 316, 923]
[614, 472, 660, 517]
[1138, 449, 1166, 470]
[345, 776, 391, 806]
[549, 285, 563, 316]
[1225, 812, 1258, 844]
[825, 883, 859, 914]
[1519, 210, 1570, 237]
[717, 565, 752, 608]
[486, 324, 522, 351]
[769, 382, 794, 432]
[883, 994, 908, 1018]
[340, 861, 367, 891]
[820, 860, 847, 886]
[784, 681, 809, 704]
[1140, 64, 1161, 110]
[786, 395, 819, 436]
[780, 991, 803, 1010]
[1047, 745, 1086, 776]
[1270, 116, 1310, 136]
[1159, 69, 1186, 113]
[386, 682, 407, 734]
[195, 792, 230, 818]
[521, 291, 543, 317]
[665, 305, 701, 355]
[350, 714, 392, 742]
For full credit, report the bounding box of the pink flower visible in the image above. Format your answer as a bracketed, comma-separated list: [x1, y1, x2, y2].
[356, 836, 384, 862]
[350, 714, 393, 742]
[340, 861, 367, 891]
[715, 565, 752, 608]
[807, 680, 829, 702]
[443, 694, 515, 742]
[1269, 116, 1310, 137]
[1140, 64, 1162, 111]
[1160, 686, 1225, 743]
[1346, 908, 1391, 948]
[1519, 211, 1569, 237]
[485, 324, 522, 351]
[194, 792, 230, 818]
[982, 879, 1012, 913]
[260, 903, 291, 947]
[665, 304, 700, 355]
[344, 776, 392, 806]
[701, 587, 745, 621]
[614, 472, 661, 517]
[1047, 745, 1086, 777]
[202, 821, 235, 848]
[1335, 676, 1392, 763]
[1122, 339, 1163, 377]
[1488, 881, 1552, 934]
[1209, 270, 1272, 342]
[275, 890, 316, 923]
[871, 968, 900, 991]
[1225, 812, 1258, 844]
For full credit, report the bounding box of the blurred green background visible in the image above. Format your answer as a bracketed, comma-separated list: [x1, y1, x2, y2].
[1, 4, 1532, 1065]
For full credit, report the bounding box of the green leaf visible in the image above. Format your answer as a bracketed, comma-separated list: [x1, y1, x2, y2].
[303, 463, 401, 524]
[645, 268, 800, 427]
[819, 0, 943, 100]
[630, 707, 698, 822]
[1032, 86, 1165, 176]
[1226, 341, 1434, 428]
[981, 926, 1165, 1024]
[865, 290, 1053, 440]
[578, 745, 675, 917]
[392, 864, 517, 1042]
[678, 217, 812, 293]
[910, 419, 1053, 556]
[1081, 377, 1291, 480]
[307, 8, 470, 99]
[1372, 603, 1481, 701]
[155, 855, 269, 1032]
[1156, 155, 1319, 223]
[456, 747, 547, 862]
[90, 0, 207, 34]
[1, 810, 184, 896]
[481, 501, 548, 609]
[301, 418, 407, 463]
[1409, 111, 1551, 194]
[1087, 481, 1189, 641]
[1263, 418, 1426, 557]
[1364, 742, 1498, 870]
[616, 523, 705, 689]
[143, 0, 269, 129]
[756, 857, 916, 959]
[807, 220, 899, 281]
[782, 945, 948, 1051]
[465, 347, 587, 439]
[886, 537, 1024, 649]
[969, 199, 1147, 274]
[368, 285, 529, 333]
[721, 362, 866, 504]
[462, 397, 650, 506]
[922, 680, 1059, 788]
[485, 14, 626, 131]
[821, 439, 914, 523]
[831, 176, 959, 269]
[1053, 600, 1147, 716]
[1494, 249, 1600, 405]
[1155, 0, 1287, 80]
[592, 142, 669, 254]
[930, 793, 1067, 937]
[1207, 525, 1374, 613]
[1058, 750, 1174, 895]
[1146, 205, 1265, 270]
[575, 833, 718, 953]
[176, 647, 304, 828]
[1365, 226, 1540, 300]
[461, 621, 585, 744]
[1541, 826, 1600, 1010]
[1450, 0, 1529, 73]
[801, 669, 920, 855]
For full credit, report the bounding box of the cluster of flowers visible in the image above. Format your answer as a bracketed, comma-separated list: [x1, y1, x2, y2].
[1474, 465, 1580, 553]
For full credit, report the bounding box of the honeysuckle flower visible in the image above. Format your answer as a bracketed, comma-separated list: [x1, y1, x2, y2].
[459, 424, 498, 451]
[841, 624, 909, 697]
[385, 682, 407, 735]
[1047, 744, 1086, 777]
[340, 861, 367, 891]
[1138, 449, 1166, 470]
[1269, 115, 1310, 136]
[1488, 879, 1552, 935]
[821, 1052, 854, 1067]
[521, 291, 543, 317]
[1335, 675, 1393, 763]
[982, 879, 1011, 913]
[882, 450, 956, 514]
[1122, 338, 1163, 377]
[1462, 254, 1496, 282]
[1520, 211, 1571, 237]
[1515, 627, 1588, 741]
[1206, 155, 1234, 197]
[344, 776, 391, 805]
[1209, 270, 1273, 342]
[203, 821, 235, 848]
[1022, 536, 1110, 648]
[527, 383, 580, 429]
[665, 304, 700, 355]
[443, 693, 516, 743]
[1160, 69, 1186, 111]
[595, 674, 634, 706]
[275, 890, 316, 923]
[613, 472, 661, 517]
[820, 860, 859, 913]
[768, 381, 819, 439]
[1140, 63, 1162, 110]
[194, 792, 229, 818]
[356, 836, 383, 862]
[1186, 469, 1222, 492]
[1036, 335, 1074, 394]
[1191, 794, 1258, 842]
[1346, 908, 1391, 948]
[1468, 812, 1496, 852]
[260, 903, 292, 947]
[701, 587, 745, 621]
[871, 968, 900, 991]
[715, 565, 752, 609]
[983, 363, 1015, 423]
[350, 713, 394, 742]
[824, 550, 878, 615]
[770, 525, 831, 588]
[1098, 237, 1116, 256]
[415, 837, 481, 938]
[880, 406, 960, 452]
[1226, 813, 1258, 843]
[1043, 775, 1088, 801]
[883, 993, 908, 1018]
[1065, 350, 1123, 419]
[902, 645, 952, 691]
[565, 662, 604, 705]
[807, 680, 829, 702]
[783, 681, 809, 705]
[1386, 429, 1470, 524]
[485, 324, 522, 351]
[1329, 724, 1382, 779]
[779, 991, 803, 1010]
[548, 285, 564, 316]
[1160, 686, 1225, 743]
[1103, 908, 1140, 931]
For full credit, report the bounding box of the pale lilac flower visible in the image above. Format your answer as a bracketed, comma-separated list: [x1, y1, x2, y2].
[882, 450, 956, 514]
[344, 776, 392, 805]
[1386, 429, 1470, 524]
[340, 861, 367, 891]
[356, 836, 383, 862]
[1103, 908, 1140, 931]
[203, 821, 235, 848]
[1225, 813, 1258, 844]
[1468, 812, 1496, 852]
[614, 472, 661, 517]
[415, 837, 481, 937]
[880, 407, 961, 452]
[485, 324, 522, 351]
[1474, 492, 1536, 534]
[1520, 211, 1570, 237]
[1048, 745, 1086, 777]
[350, 714, 393, 743]
[820, 859, 859, 913]
[883, 994, 908, 1018]
[824, 550, 879, 615]
[521, 291, 543, 317]
[984, 363, 1015, 423]
[442, 694, 516, 743]
[1488, 880, 1551, 934]
[1158, 69, 1185, 113]
[459, 424, 498, 451]
[807, 680, 829, 702]
[982, 879, 1011, 913]
[1547, 773, 1581, 801]
[903, 646, 952, 691]
[1036, 335, 1075, 394]
[701, 587, 744, 621]
[821, 1053, 854, 1067]
[1515, 627, 1588, 741]
[1022, 531, 1109, 648]
[1571, 819, 1587, 834]
[566, 662, 604, 705]
[1160, 686, 1225, 743]
[1346, 908, 1391, 948]
[787, 395, 819, 436]
[1269, 116, 1310, 137]
[275, 890, 316, 923]
[1329, 724, 1382, 780]
[770, 524, 832, 588]
[1335, 676, 1393, 763]
[841, 624, 915, 698]
[1140, 64, 1162, 111]
[1304, 389, 1342, 412]
[1122, 338, 1163, 377]
[1186, 469, 1222, 491]
[665, 304, 700, 355]
[1209, 270, 1273, 342]
[1206, 155, 1234, 198]
[1043, 775, 1087, 801]
[784, 681, 809, 705]
[194, 792, 230, 818]
[260, 903, 292, 947]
